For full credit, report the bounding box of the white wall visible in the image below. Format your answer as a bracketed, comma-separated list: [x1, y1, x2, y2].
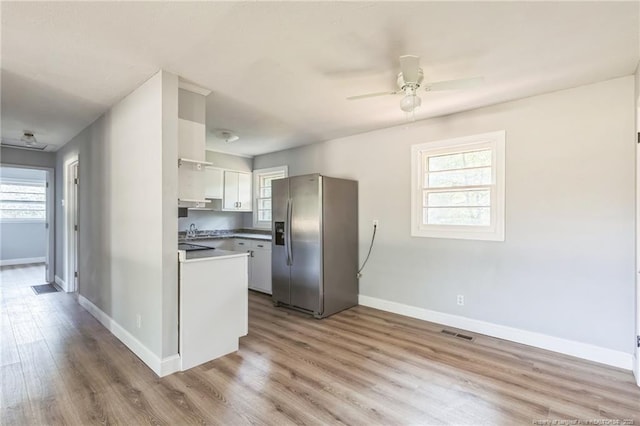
[178, 210, 244, 232]
[55, 70, 179, 370]
[254, 76, 636, 355]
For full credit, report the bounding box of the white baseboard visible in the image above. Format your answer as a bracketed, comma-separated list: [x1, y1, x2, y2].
[78, 295, 180, 377]
[54, 275, 68, 292]
[633, 354, 639, 386]
[0, 256, 46, 267]
[359, 295, 633, 371]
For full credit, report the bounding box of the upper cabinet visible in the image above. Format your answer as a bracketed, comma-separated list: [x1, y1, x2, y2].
[178, 119, 206, 162]
[223, 170, 252, 211]
[177, 83, 211, 208]
[204, 167, 223, 199]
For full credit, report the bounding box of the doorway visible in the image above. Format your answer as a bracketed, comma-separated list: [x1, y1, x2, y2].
[0, 165, 54, 285]
[64, 158, 79, 293]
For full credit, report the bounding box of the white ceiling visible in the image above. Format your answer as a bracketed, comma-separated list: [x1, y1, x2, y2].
[2, 2, 638, 156]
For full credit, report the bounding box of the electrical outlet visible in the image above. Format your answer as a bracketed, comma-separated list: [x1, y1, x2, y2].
[373, 219, 379, 227]
[457, 295, 464, 306]
[136, 314, 142, 329]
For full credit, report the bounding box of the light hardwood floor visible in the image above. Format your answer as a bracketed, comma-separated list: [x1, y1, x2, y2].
[1, 264, 639, 425]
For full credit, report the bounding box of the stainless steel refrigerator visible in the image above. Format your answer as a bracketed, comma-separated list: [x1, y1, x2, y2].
[272, 174, 358, 318]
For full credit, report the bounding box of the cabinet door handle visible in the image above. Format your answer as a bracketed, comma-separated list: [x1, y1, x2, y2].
[250, 250, 254, 257]
[238, 202, 242, 208]
[257, 244, 263, 248]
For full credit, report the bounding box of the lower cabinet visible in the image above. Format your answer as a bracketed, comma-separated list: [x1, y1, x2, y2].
[233, 239, 272, 294]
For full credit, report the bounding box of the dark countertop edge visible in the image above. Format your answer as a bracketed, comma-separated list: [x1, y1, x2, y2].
[179, 233, 272, 243]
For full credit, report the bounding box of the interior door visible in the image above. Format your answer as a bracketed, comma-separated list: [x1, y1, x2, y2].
[289, 175, 321, 313]
[271, 178, 290, 304]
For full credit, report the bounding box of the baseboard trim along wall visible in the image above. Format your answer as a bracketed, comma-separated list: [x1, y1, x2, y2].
[358, 295, 633, 371]
[0, 256, 46, 267]
[54, 275, 68, 292]
[78, 295, 181, 377]
[634, 354, 639, 386]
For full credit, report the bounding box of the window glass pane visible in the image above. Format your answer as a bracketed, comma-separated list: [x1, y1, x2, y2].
[424, 207, 490, 226]
[0, 191, 45, 201]
[0, 202, 45, 211]
[427, 167, 491, 188]
[0, 209, 45, 219]
[258, 210, 271, 221]
[258, 199, 271, 209]
[428, 149, 491, 172]
[425, 190, 490, 207]
[0, 184, 44, 194]
[0, 182, 46, 220]
[259, 187, 272, 198]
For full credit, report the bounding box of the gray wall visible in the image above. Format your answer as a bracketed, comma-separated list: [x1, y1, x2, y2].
[0, 222, 46, 261]
[1, 146, 56, 169]
[55, 70, 179, 361]
[254, 76, 636, 354]
[206, 150, 252, 172]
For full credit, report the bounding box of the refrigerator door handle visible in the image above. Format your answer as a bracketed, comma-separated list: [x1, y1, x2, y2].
[286, 198, 293, 265]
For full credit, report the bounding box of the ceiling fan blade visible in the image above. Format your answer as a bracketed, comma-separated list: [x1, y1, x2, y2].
[346, 91, 398, 100]
[424, 76, 484, 92]
[399, 55, 421, 83]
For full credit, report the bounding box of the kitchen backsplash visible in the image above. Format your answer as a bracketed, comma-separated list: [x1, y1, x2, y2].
[178, 210, 251, 232]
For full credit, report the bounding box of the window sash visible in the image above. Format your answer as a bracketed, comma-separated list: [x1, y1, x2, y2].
[411, 131, 505, 241]
[0, 181, 46, 221]
[253, 166, 288, 228]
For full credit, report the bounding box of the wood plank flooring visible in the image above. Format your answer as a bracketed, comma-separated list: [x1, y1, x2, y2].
[1, 264, 639, 425]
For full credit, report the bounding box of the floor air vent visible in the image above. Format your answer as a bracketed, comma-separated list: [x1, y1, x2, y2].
[441, 329, 475, 342]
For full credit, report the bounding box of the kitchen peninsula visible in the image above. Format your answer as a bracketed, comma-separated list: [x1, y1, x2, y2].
[180, 228, 273, 294]
[177, 228, 272, 371]
[178, 244, 249, 370]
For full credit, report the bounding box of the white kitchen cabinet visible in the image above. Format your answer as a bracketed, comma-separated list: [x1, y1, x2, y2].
[178, 119, 206, 161]
[223, 170, 252, 211]
[177, 117, 211, 207]
[234, 238, 272, 294]
[250, 240, 272, 294]
[178, 251, 248, 371]
[204, 167, 223, 199]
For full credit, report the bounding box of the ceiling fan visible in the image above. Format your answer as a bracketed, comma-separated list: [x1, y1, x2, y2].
[346, 55, 483, 113]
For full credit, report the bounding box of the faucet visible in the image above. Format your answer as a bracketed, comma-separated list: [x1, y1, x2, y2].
[188, 223, 198, 238]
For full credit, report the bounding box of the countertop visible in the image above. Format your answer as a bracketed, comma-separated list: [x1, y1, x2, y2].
[180, 230, 272, 243]
[179, 249, 250, 262]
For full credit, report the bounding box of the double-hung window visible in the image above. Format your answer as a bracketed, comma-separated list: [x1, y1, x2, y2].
[0, 179, 47, 221]
[253, 166, 288, 228]
[411, 130, 505, 241]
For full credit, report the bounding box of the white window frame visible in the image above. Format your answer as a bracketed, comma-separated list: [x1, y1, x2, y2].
[411, 130, 505, 241]
[252, 165, 288, 229]
[0, 177, 47, 223]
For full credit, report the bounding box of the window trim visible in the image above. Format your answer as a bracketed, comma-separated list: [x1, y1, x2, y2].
[0, 177, 47, 223]
[252, 165, 288, 229]
[411, 130, 505, 241]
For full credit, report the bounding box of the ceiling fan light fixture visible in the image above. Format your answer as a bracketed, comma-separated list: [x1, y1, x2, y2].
[213, 129, 239, 143]
[400, 94, 421, 113]
[21, 131, 37, 146]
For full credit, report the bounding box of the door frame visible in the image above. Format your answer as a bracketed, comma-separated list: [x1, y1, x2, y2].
[63, 156, 79, 293]
[0, 162, 54, 283]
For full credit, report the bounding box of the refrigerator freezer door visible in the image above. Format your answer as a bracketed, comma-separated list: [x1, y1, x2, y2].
[289, 175, 322, 314]
[271, 178, 291, 304]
